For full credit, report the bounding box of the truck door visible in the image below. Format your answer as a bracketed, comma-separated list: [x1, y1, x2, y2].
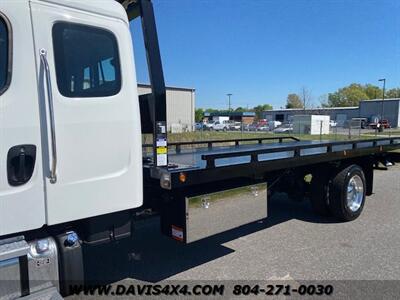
[30, 1, 143, 225]
[0, 2, 46, 236]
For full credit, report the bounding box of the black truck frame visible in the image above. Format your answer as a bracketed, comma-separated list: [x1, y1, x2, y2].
[142, 136, 400, 242]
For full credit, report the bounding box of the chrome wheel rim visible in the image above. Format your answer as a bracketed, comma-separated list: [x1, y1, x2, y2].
[346, 175, 364, 212]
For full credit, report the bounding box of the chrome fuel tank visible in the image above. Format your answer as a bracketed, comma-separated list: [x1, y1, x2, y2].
[163, 182, 268, 243]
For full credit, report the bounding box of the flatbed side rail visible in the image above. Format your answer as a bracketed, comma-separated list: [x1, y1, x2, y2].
[142, 136, 300, 152]
[201, 137, 400, 168]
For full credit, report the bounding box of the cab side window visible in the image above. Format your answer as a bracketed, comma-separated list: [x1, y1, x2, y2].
[52, 22, 121, 98]
[0, 16, 10, 94]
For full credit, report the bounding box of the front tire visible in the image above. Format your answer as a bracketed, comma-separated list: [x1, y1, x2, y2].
[329, 165, 366, 221]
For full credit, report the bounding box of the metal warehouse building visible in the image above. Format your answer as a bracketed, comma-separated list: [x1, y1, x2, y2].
[359, 99, 400, 128]
[263, 98, 400, 128]
[138, 83, 195, 132]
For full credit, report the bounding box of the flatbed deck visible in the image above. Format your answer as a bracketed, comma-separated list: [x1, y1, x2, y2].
[143, 136, 400, 188]
[167, 140, 362, 169]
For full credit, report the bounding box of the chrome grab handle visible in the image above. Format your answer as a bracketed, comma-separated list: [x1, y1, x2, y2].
[40, 49, 57, 184]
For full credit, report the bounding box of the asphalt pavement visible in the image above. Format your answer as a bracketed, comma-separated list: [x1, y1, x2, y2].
[79, 165, 400, 298]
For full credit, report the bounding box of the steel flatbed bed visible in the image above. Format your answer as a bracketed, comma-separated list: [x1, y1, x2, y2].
[143, 136, 400, 189]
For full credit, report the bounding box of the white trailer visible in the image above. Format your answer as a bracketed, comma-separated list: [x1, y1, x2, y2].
[212, 116, 230, 123]
[292, 115, 330, 135]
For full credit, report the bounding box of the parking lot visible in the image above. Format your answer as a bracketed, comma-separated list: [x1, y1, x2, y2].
[77, 164, 400, 298]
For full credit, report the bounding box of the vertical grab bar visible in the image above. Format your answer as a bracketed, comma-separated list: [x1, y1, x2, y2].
[39, 49, 57, 184]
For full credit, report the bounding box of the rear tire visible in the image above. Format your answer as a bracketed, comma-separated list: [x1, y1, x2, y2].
[329, 165, 366, 221]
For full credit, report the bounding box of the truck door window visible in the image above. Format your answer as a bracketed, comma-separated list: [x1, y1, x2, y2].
[0, 15, 11, 95]
[52, 22, 121, 98]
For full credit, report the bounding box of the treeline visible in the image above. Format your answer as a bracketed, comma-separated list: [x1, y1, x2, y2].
[286, 83, 400, 109]
[196, 83, 400, 122]
[323, 83, 400, 107]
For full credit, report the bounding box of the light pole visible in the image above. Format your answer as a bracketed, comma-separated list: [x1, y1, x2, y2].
[378, 78, 386, 121]
[227, 93, 232, 112]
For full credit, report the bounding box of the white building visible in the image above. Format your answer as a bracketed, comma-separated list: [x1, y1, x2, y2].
[137, 84, 195, 132]
[292, 115, 330, 135]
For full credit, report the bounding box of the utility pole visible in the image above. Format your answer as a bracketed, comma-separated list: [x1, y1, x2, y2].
[378, 78, 386, 121]
[227, 93, 232, 112]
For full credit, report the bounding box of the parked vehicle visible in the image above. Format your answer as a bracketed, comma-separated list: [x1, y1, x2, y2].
[1, 1, 399, 299]
[229, 122, 242, 131]
[246, 121, 269, 131]
[258, 119, 268, 126]
[380, 119, 391, 129]
[349, 118, 368, 129]
[257, 125, 269, 131]
[194, 122, 205, 130]
[214, 120, 230, 131]
[204, 121, 216, 130]
[329, 120, 337, 127]
[246, 123, 259, 131]
[369, 119, 391, 130]
[274, 123, 294, 133]
[344, 119, 366, 129]
[269, 120, 282, 130]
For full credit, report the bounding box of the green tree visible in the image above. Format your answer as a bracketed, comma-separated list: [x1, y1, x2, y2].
[234, 107, 246, 112]
[386, 88, 400, 98]
[364, 84, 382, 99]
[286, 93, 304, 109]
[326, 83, 368, 107]
[195, 108, 204, 122]
[253, 104, 273, 119]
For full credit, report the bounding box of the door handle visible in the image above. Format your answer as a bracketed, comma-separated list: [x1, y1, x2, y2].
[40, 48, 57, 184]
[7, 145, 36, 186]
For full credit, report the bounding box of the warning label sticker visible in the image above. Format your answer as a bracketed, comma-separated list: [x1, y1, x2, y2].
[171, 225, 184, 241]
[156, 139, 167, 147]
[157, 154, 167, 166]
[156, 147, 167, 155]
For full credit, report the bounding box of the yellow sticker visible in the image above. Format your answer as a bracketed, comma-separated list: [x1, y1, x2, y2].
[157, 147, 167, 154]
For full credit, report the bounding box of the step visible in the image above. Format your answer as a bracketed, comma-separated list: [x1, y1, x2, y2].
[0, 236, 29, 261]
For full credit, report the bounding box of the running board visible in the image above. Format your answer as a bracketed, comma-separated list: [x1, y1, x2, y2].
[0, 235, 29, 261]
[0, 236, 61, 299]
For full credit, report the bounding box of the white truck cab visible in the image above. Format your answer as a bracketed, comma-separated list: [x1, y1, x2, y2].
[1, 0, 144, 297]
[1, 0, 143, 236]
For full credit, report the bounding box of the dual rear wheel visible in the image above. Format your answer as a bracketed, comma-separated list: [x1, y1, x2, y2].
[310, 165, 366, 221]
